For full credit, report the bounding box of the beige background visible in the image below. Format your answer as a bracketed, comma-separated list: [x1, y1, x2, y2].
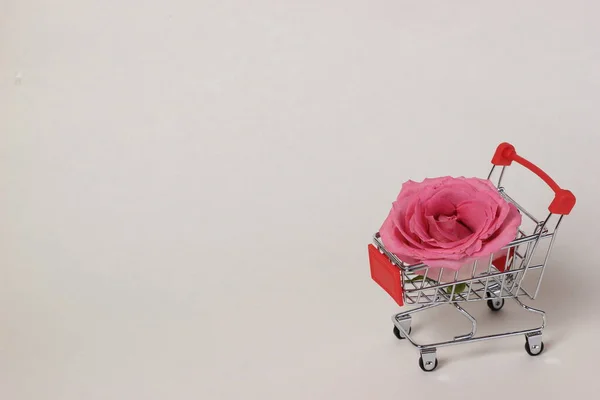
[1, 1, 598, 399]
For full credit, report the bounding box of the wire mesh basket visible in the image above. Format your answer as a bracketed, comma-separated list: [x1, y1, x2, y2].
[368, 142, 575, 371]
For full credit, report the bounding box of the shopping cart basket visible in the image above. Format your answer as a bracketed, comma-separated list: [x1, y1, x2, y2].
[368, 142, 576, 371]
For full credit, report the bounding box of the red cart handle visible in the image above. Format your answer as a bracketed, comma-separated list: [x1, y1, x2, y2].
[491, 142, 576, 215]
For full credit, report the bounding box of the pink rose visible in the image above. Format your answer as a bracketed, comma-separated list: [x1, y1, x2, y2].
[380, 176, 521, 270]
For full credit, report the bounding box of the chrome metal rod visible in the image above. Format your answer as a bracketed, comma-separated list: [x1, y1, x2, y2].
[533, 215, 564, 298]
[452, 303, 477, 340]
[403, 265, 544, 295]
[497, 166, 507, 187]
[487, 165, 496, 180]
[394, 297, 545, 350]
[499, 191, 540, 225]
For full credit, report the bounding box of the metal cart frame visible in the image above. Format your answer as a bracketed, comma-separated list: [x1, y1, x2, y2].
[368, 142, 576, 371]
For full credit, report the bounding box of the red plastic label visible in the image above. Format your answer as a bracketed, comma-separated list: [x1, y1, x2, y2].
[368, 244, 403, 306]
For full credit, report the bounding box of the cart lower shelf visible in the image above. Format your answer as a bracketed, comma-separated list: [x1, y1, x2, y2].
[391, 296, 546, 372]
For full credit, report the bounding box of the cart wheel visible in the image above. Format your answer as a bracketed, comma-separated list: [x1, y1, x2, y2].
[419, 356, 438, 372]
[393, 325, 411, 340]
[486, 292, 504, 311]
[525, 341, 545, 356]
[487, 298, 505, 311]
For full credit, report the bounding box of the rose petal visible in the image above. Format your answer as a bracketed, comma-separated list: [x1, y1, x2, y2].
[456, 200, 492, 234]
[379, 176, 523, 270]
[426, 215, 458, 243]
[423, 189, 462, 217]
[471, 204, 521, 257]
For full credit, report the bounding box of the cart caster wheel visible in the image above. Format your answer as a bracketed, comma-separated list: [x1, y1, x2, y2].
[486, 292, 504, 311]
[487, 298, 505, 311]
[393, 325, 411, 340]
[525, 340, 545, 356]
[525, 332, 544, 356]
[419, 355, 438, 372]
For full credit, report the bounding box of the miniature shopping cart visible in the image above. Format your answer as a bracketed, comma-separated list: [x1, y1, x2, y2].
[368, 142, 576, 371]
